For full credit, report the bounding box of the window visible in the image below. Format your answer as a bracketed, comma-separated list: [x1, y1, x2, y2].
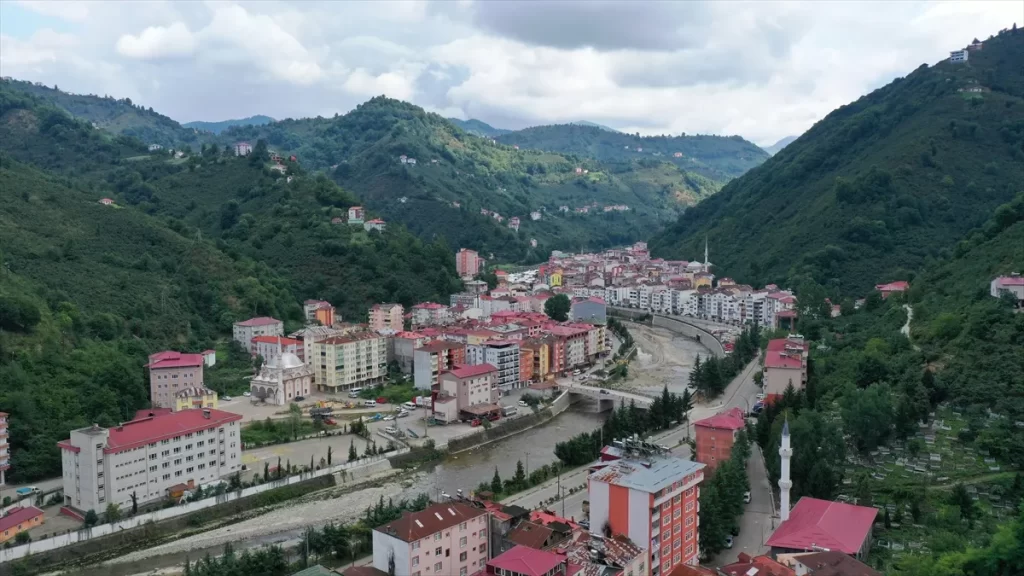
[174, 459, 182, 465]
[685, 544, 694, 556]
[460, 536, 467, 548]
[149, 466, 157, 472]
[686, 516, 694, 526]
[674, 538, 681, 549]
[412, 557, 419, 567]
[673, 494, 681, 503]
[434, 563, 442, 572]
[685, 501, 694, 512]
[162, 474, 170, 480]
[186, 467, 194, 473]
[674, 523, 680, 534]
[185, 444, 193, 451]
[459, 551, 467, 561]
[435, 547, 442, 556]
[673, 552, 681, 563]
[479, 543, 487, 554]
[175, 471, 182, 477]
[434, 533, 442, 541]
[685, 530, 693, 541]
[412, 541, 421, 551]
[460, 568, 467, 576]
[673, 508, 680, 518]
[459, 521, 467, 530]
[162, 462, 170, 469]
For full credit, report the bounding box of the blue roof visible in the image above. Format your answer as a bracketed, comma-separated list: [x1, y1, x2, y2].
[591, 456, 704, 493]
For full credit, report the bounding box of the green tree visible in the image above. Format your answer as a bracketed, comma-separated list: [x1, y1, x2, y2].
[349, 439, 358, 462]
[491, 467, 503, 494]
[15, 530, 31, 544]
[841, 384, 894, 453]
[513, 460, 527, 490]
[328, 445, 333, 466]
[544, 294, 571, 322]
[83, 509, 99, 528]
[950, 484, 975, 522]
[106, 502, 122, 523]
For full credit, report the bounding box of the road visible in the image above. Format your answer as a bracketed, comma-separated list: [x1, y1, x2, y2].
[710, 444, 773, 566]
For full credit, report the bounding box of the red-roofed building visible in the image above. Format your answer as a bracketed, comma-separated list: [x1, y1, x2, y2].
[414, 341, 467, 390]
[98, 197, 114, 206]
[233, 317, 284, 353]
[252, 335, 304, 364]
[58, 408, 242, 515]
[766, 497, 878, 559]
[485, 545, 573, 576]
[694, 407, 746, 471]
[412, 302, 453, 327]
[370, 502, 489, 576]
[764, 337, 809, 404]
[0, 506, 43, 544]
[874, 281, 909, 299]
[991, 273, 1024, 304]
[719, 553, 795, 576]
[147, 351, 205, 409]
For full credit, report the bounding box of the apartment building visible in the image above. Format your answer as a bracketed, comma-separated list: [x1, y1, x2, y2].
[0, 412, 8, 485]
[521, 339, 551, 381]
[173, 387, 218, 412]
[303, 300, 336, 326]
[147, 351, 205, 410]
[433, 364, 500, 423]
[57, 409, 242, 514]
[589, 456, 706, 576]
[468, 340, 522, 392]
[693, 408, 746, 472]
[456, 248, 484, 278]
[371, 502, 490, 576]
[548, 325, 589, 370]
[412, 302, 454, 326]
[232, 317, 284, 353]
[252, 335, 304, 365]
[369, 303, 404, 332]
[764, 337, 809, 403]
[413, 341, 467, 390]
[393, 331, 429, 374]
[309, 333, 388, 393]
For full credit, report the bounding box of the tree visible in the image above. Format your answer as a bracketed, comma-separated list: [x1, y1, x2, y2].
[950, 483, 975, 522]
[83, 509, 99, 528]
[106, 502, 122, 523]
[491, 467, 503, 494]
[131, 491, 138, 515]
[15, 530, 31, 544]
[264, 461, 271, 482]
[349, 439, 358, 462]
[841, 384, 894, 453]
[513, 460, 527, 490]
[544, 294, 571, 322]
[328, 446, 333, 466]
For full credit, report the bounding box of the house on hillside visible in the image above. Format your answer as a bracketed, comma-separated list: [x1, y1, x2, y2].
[530, 211, 541, 221]
[673, 152, 683, 158]
[234, 142, 252, 156]
[949, 49, 969, 63]
[364, 219, 386, 232]
[347, 206, 365, 225]
[148, 144, 163, 152]
[575, 167, 583, 174]
[530, 239, 537, 248]
[99, 198, 115, 206]
[875, 280, 909, 299]
[508, 217, 520, 231]
[991, 273, 1024, 304]
[407, 158, 417, 165]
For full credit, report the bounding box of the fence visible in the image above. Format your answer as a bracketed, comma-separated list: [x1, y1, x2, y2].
[0, 448, 407, 565]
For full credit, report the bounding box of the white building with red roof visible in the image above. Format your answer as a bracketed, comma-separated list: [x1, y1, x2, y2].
[232, 317, 284, 353]
[991, 273, 1024, 303]
[363, 218, 386, 232]
[251, 335, 304, 364]
[57, 408, 242, 514]
[763, 337, 808, 403]
[766, 497, 878, 559]
[411, 302, 453, 326]
[371, 502, 489, 576]
[874, 280, 909, 299]
[147, 351, 205, 409]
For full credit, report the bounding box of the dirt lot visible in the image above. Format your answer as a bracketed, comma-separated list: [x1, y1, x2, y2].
[617, 323, 711, 397]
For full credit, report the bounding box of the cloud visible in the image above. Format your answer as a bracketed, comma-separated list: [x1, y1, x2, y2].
[0, 29, 78, 67]
[116, 22, 196, 59]
[16, 0, 90, 22]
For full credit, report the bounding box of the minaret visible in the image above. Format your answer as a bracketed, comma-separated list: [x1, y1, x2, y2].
[703, 236, 709, 273]
[779, 418, 793, 522]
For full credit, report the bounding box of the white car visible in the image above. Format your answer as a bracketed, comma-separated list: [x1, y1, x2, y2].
[384, 426, 399, 435]
[518, 400, 528, 407]
[242, 391, 251, 397]
[383, 415, 395, 421]
[744, 491, 751, 503]
[222, 395, 233, 401]
[755, 393, 766, 401]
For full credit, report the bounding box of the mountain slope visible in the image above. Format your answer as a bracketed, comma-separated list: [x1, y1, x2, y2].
[183, 115, 275, 134]
[762, 135, 798, 155]
[570, 120, 620, 133]
[1, 78, 204, 148]
[650, 29, 1024, 294]
[495, 123, 769, 181]
[447, 118, 511, 137]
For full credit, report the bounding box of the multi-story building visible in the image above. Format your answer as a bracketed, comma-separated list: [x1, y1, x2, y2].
[369, 303, 404, 332]
[764, 337, 809, 403]
[308, 333, 388, 393]
[412, 303, 453, 326]
[485, 546, 573, 576]
[371, 502, 490, 576]
[521, 338, 551, 381]
[233, 141, 252, 156]
[57, 409, 242, 514]
[173, 387, 218, 412]
[570, 296, 607, 324]
[433, 364, 500, 423]
[250, 352, 313, 405]
[693, 408, 746, 472]
[348, 206, 365, 224]
[589, 455, 706, 576]
[393, 331, 428, 374]
[456, 248, 484, 278]
[519, 347, 534, 383]
[232, 317, 284, 353]
[252, 335, 304, 365]
[548, 325, 588, 370]
[468, 340, 521, 392]
[413, 341, 467, 390]
[147, 351, 205, 410]
[303, 300, 336, 326]
[0, 412, 8, 485]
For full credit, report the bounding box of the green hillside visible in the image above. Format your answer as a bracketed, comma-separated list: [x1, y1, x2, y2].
[183, 115, 275, 134]
[447, 118, 510, 137]
[762, 135, 798, 155]
[1, 78, 205, 148]
[650, 29, 1024, 294]
[219, 97, 715, 260]
[495, 123, 768, 181]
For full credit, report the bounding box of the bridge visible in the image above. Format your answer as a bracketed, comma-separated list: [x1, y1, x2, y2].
[563, 383, 654, 412]
[608, 307, 727, 358]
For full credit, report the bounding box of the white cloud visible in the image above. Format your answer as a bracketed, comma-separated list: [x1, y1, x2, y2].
[116, 22, 196, 59]
[0, 29, 77, 67]
[344, 67, 419, 101]
[16, 0, 91, 22]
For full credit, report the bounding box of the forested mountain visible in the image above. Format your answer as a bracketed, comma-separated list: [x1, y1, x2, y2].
[495, 123, 769, 181]
[447, 118, 511, 137]
[762, 135, 798, 155]
[1, 78, 205, 148]
[650, 29, 1024, 295]
[569, 120, 620, 133]
[218, 97, 717, 260]
[183, 115, 275, 134]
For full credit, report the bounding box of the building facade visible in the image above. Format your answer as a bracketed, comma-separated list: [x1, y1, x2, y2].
[456, 248, 483, 278]
[371, 502, 489, 576]
[589, 456, 706, 576]
[0, 506, 43, 544]
[413, 341, 468, 390]
[232, 317, 284, 353]
[369, 303, 404, 332]
[764, 337, 808, 403]
[412, 303, 453, 326]
[434, 364, 499, 423]
[0, 412, 8, 485]
[173, 387, 219, 412]
[250, 352, 314, 405]
[57, 409, 242, 514]
[308, 333, 388, 393]
[693, 408, 745, 472]
[252, 335, 304, 365]
[147, 351, 205, 410]
[303, 300, 336, 326]
[991, 273, 1024, 303]
[468, 341, 522, 392]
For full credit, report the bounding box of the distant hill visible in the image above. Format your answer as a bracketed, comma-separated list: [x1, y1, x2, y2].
[570, 120, 620, 133]
[649, 28, 1024, 294]
[183, 115, 275, 134]
[448, 118, 511, 137]
[0, 78, 204, 148]
[762, 135, 798, 155]
[496, 123, 768, 182]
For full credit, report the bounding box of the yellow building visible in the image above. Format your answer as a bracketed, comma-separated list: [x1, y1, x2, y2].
[309, 332, 388, 392]
[522, 339, 551, 381]
[0, 506, 43, 544]
[173, 387, 218, 412]
[548, 270, 563, 287]
[694, 273, 714, 288]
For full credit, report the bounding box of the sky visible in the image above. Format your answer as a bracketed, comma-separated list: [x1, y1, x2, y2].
[0, 1, 1018, 146]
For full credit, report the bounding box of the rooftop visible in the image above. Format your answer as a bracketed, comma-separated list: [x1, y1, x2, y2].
[234, 316, 282, 327]
[694, 407, 746, 431]
[488, 545, 567, 576]
[875, 280, 910, 292]
[417, 340, 466, 353]
[251, 335, 303, 346]
[589, 456, 704, 494]
[506, 521, 555, 549]
[444, 363, 498, 379]
[0, 506, 44, 534]
[146, 351, 204, 369]
[765, 350, 803, 370]
[374, 502, 485, 542]
[719, 553, 795, 576]
[61, 409, 242, 454]
[787, 551, 880, 576]
[765, 497, 878, 555]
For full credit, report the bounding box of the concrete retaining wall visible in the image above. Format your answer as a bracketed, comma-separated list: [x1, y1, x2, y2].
[446, 392, 571, 454]
[0, 450, 406, 566]
[610, 308, 725, 358]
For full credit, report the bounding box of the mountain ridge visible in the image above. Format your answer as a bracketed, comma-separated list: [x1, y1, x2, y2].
[183, 115, 276, 134]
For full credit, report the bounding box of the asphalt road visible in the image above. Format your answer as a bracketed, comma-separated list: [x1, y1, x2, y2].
[709, 444, 774, 566]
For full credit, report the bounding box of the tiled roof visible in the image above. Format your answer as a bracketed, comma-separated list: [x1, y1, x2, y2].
[765, 350, 803, 370]
[506, 521, 554, 549]
[416, 340, 465, 353]
[0, 506, 43, 533]
[995, 275, 1024, 286]
[147, 351, 204, 369]
[719, 554, 794, 576]
[875, 281, 910, 292]
[251, 336, 303, 346]
[374, 502, 485, 542]
[66, 409, 241, 454]
[767, 338, 807, 352]
[791, 551, 880, 576]
[488, 545, 567, 576]
[694, 407, 746, 431]
[445, 364, 498, 379]
[234, 316, 282, 327]
[765, 497, 877, 554]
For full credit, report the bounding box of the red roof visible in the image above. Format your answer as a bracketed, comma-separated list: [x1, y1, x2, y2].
[58, 409, 243, 454]
[251, 335, 303, 346]
[417, 340, 466, 353]
[995, 275, 1024, 286]
[146, 351, 203, 369]
[445, 363, 498, 379]
[413, 302, 446, 310]
[765, 497, 877, 554]
[132, 408, 173, 421]
[719, 554, 795, 576]
[875, 281, 909, 292]
[488, 545, 567, 576]
[767, 338, 808, 352]
[694, 407, 746, 431]
[375, 502, 485, 542]
[765, 350, 802, 370]
[235, 316, 282, 327]
[0, 506, 43, 533]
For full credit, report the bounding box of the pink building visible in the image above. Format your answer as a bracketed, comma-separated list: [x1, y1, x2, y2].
[456, 248, 483, 277]
[369, 303, 404, 332]
[371, 502, 489, 576]
[0, 412, 8, 485]
[98, 198, 114, 206]
[348, 206, 365, 223]
[434, 364, 499, 423]
[412, 302, 453, 326]
[147, 351, 205, 409]
[875, 281, 909, 299]
[763, 337, 809, 404]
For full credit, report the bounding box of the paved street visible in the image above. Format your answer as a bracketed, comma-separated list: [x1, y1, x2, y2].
[709, 444, 774, 566]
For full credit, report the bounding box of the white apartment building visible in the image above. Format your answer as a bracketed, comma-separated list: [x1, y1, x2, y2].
[58, 409, 242, 514]
[308, 333, 388, 393]
[467, 341, 521, 392]
[232, 317, 284, 353]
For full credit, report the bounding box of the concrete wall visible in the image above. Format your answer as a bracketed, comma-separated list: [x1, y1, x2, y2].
[446, 391, 571, 454]
[609, 308, 725, 358]
[0, 449, 406, 565]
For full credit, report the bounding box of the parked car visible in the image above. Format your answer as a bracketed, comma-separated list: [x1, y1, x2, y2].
[364, 400, 379, 407]
[397, 410, 409, 418]
[376, 397, 387, 404]
[600, 389, 611, 395]
[323, 418, 336, 425]
[402, 402, 417, 410]
[243, 391, 251, 397]
[744, 491, 751, 503]
[470, 418, 482, 427]
[755, 393, 766, 402]
[384, 426, 399, 435]
[487, 412, 501, 422]
[518, 400, 528, 407]
[383, 415, 395, 421]
[222, 396, 232, 401]
[725, 535, 734, 548]
[294, 395, 305, 402]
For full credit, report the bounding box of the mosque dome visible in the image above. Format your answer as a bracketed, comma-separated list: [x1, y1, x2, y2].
[280, 352, 304, 369]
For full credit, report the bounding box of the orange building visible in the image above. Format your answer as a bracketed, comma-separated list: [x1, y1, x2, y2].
[589, 455, 705, 575]
[303, 300, 336, 326]
[520, 347, 535, 383]
[0, 506, 43, 544]
[693, 407, 746, 472]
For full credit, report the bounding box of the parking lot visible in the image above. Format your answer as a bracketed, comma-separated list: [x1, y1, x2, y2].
[220, 393, 398, 423]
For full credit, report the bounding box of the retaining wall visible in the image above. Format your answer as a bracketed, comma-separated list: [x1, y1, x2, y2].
[446, 391, 571, 454]
[610, 308, 725, 358]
